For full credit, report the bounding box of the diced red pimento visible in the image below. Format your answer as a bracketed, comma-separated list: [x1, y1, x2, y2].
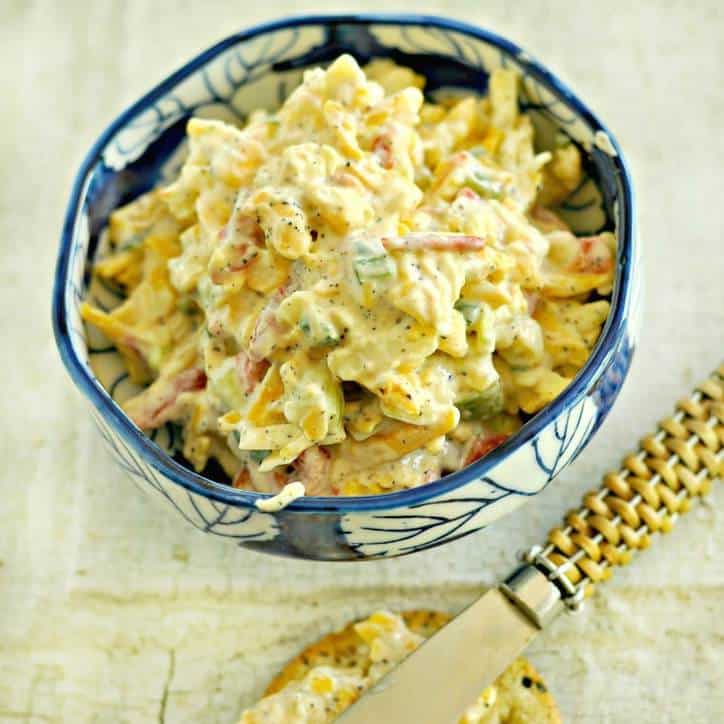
[382, 232, 487, 252]
[529, 205, 570, 232]
[569, 233, 615, 274]
[235, 350, 270, 394]
[295, 446, 331, 496]
[457, 187, 481, 201]
[232, 466, 251, 489]
[129, 367, 207, 430]
[372, 134, 394, 169]
[210, 216, 265, 284]
[464, 433, 509, 465]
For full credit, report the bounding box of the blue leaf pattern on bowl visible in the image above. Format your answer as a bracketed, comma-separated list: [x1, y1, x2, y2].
[52, 16, 638, 559]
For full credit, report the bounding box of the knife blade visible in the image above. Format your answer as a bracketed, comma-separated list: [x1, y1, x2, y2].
[338, 567, 562, 724]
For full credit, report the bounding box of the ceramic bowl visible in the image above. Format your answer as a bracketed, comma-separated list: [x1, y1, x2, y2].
[53, 14, 639, 560]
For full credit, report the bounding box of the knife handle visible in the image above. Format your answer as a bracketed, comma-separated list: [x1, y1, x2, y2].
[523, 363, 723, 610]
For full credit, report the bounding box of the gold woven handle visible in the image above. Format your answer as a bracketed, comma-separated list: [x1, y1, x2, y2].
[524, 364, 723, 609]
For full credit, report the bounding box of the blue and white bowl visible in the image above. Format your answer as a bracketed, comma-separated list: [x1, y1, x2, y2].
[52, 14, 639, 560]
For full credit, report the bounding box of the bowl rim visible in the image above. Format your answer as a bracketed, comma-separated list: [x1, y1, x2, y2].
[52, 12, 636, 514]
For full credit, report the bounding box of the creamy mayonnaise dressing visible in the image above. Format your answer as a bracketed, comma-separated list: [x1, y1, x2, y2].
[255, 481, 306, 512]
[83, 56, 614, 497]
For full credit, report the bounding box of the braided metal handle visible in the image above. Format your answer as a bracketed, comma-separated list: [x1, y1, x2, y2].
[524, 363, 723, 611]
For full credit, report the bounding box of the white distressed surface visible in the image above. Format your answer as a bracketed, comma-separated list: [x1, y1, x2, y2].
[1, 2, 723, 722]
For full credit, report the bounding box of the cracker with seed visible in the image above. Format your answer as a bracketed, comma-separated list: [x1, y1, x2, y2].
[243, 610, 560, 723]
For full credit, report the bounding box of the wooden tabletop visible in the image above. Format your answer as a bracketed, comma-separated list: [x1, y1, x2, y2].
[1, 2, 722, 722]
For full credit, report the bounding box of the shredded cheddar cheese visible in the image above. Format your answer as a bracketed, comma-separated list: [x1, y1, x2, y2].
[82, 56, 614, 496]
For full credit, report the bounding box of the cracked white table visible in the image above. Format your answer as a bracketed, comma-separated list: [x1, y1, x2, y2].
[1, 2, 722, 722]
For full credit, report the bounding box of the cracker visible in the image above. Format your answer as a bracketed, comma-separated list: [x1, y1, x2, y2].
[261, 609, 560, 723]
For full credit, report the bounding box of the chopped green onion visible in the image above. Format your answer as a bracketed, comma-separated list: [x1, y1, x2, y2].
[454, 299, 481, 326]
[249, 449, 271, 464]
[319, 326, 341, 347]
[456, 380, 504, 421]
[299, 317, 340, 347]
[353, 240, 378, 256]
[354, 254, 395, 282]
[465, 170, 504, 199]
[353, 240, 394, 282]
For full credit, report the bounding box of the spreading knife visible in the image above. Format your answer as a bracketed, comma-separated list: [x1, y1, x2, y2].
[339, 364, 723, 724]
